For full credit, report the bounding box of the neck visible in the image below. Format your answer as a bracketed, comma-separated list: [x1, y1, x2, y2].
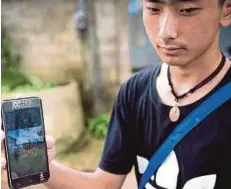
[169, 42, 223, 93]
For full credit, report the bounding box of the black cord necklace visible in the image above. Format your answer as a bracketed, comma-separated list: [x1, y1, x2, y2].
[168, 53, 226, 122]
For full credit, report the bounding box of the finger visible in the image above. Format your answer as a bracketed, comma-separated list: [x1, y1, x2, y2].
[47, 148, 55, 162]
[1, 131, 5, 151]
[46, 136, 55, 149]
[1, 130, 5, 141]
[1, 159, 6, 170]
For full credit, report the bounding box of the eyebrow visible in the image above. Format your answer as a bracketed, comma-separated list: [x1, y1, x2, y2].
[144, 0, 199, 3]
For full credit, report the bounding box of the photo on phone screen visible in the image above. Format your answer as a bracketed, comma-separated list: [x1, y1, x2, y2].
[2, 97, 49, 188]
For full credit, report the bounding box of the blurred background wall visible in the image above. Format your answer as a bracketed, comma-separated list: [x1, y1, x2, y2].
[1, 0, 131, 83]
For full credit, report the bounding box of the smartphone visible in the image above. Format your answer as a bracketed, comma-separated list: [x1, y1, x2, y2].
[1, 97, 50, 189]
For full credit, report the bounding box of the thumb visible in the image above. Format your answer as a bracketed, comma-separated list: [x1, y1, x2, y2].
[1, 159, 6, 170]
[1, 130, 5, 141]
[1, 130, 5, 151]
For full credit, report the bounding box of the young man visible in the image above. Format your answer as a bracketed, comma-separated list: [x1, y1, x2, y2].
[2, 0, 231, 188]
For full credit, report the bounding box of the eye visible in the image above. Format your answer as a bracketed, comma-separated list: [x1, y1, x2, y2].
[180, 8, 200, 15]
[145, 7, 161, 15]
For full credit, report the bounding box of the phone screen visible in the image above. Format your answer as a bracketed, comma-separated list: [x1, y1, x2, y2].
[5, 106, 48, 179]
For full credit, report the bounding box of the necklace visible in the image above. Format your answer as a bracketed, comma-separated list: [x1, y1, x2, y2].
[167, 53, 226, 122]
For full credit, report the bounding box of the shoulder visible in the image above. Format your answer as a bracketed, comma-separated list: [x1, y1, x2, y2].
[115, 63, 161, 113]
[121, 63, 161, 96]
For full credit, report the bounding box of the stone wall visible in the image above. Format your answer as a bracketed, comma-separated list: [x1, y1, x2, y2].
[2, 0, 132, 114]
[2, 0, 131, 85]
[96, 0, 131, 84]
[2, 0, 81, 84]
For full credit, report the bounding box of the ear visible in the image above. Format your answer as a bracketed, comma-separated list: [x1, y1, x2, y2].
[220, 0, 231, 27]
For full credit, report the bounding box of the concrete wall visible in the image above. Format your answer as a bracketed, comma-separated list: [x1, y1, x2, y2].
[2, 0, 131, 85]
[2, 0, 81, 84]
[95, 0, 131, 84]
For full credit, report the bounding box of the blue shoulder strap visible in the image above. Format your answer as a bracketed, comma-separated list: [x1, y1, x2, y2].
[139, 81, 231, 189]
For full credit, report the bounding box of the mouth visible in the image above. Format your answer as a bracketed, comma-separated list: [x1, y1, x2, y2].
[158, 45, 185, 55]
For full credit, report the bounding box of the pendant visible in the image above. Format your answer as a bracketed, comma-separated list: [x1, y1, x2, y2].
[169, 104, 180, 122]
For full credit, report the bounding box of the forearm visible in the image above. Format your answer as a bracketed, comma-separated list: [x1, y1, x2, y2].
[45, 160, 121, 189]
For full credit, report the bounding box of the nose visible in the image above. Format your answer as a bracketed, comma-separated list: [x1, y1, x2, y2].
[158, 11, 178, 42]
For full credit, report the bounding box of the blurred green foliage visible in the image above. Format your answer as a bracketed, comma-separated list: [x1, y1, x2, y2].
[1, 26, 56, 94]
[87, 113, 110, 138]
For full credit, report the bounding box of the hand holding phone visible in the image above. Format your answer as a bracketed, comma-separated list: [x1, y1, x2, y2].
[1, 131, 55, 171]
[1, 97, 55, 189]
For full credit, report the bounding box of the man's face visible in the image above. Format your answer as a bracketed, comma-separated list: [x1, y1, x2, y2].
[143, 0, 229, 66]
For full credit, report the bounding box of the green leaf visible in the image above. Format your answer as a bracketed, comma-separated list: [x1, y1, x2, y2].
[87, 113, 109, 138]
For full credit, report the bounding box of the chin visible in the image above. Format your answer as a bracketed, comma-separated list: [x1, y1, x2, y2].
[159, 55, 186, 67]
[157, 50, 191, 67]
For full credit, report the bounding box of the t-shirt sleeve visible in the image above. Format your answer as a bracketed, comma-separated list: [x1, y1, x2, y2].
[99, 83, 135, 175]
